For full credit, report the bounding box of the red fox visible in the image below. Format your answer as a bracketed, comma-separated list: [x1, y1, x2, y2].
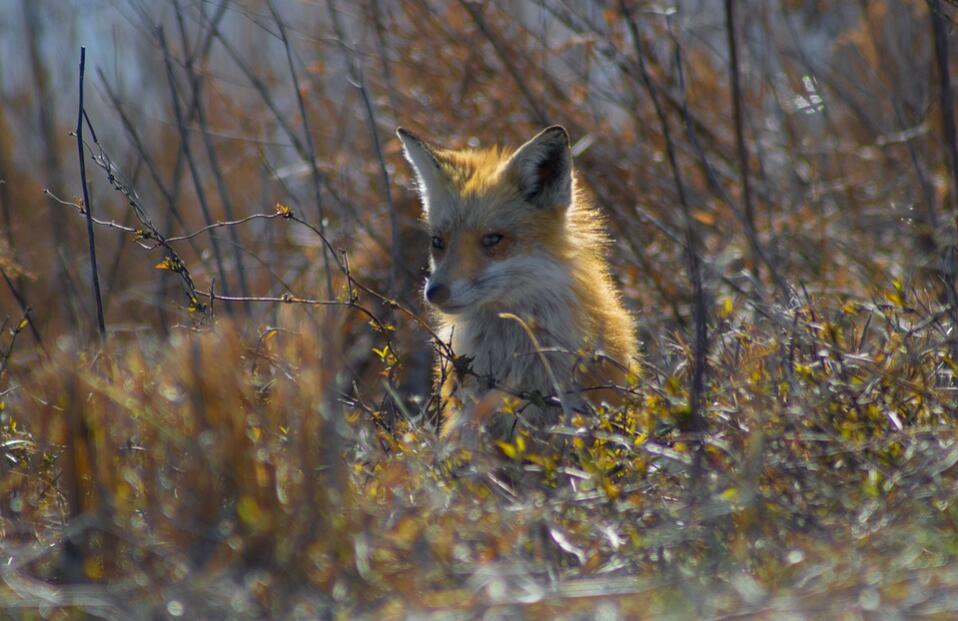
[397, 125, 637, 441]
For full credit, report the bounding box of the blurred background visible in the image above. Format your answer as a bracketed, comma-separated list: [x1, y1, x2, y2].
[3, 1, 958, 617]
[2, 0, 952, 387]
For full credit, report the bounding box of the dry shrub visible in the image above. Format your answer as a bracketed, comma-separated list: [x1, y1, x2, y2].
[2, 284, 957, 618]
[2, 1, 958, 619]
[4, 323, 363, 617]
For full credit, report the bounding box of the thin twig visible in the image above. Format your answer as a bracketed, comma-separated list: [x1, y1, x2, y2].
[94, 69, 198, 251]
[44, 190, 137, 234]
[321, 7, 403, 301]
[931, 0, 958, 218]
[158, 26, 234, 315]
[173, 0, 251, 308]
[349, 61, 401, 299]
[76, 47, 106, 340]
[268, 0, 335, 299]
[499, 312, 572, 421]
[193, 292, 344, 306]
[24, 0, 83, 327]
[96, 68, 200, 331]
[725, 0, 760, 285]
[101, 158, 142, 315]
[665, 16, 790, 302]
[0, 308, 30, 379]
[930, 0, 958, 350]
[64, 130, 208, 314]
[165, 212, 287, 243]
[457, 0, 549, 125]
[619, 1, 707, 436]
[1, 270, 46, 356]
[368, 0, 399, 112]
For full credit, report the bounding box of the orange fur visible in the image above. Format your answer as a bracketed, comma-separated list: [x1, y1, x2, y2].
[398, 125, 638, 440]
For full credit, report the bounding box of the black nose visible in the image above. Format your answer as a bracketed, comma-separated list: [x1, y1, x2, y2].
[425, 283, 450, 304]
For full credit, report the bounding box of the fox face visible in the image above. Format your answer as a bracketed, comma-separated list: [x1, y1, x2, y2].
[397, 126, 574, 315]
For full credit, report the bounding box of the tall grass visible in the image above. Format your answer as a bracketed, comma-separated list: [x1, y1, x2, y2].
[1, 1, 958, 618]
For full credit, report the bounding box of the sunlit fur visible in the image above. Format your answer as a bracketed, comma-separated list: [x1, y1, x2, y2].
[398, 126, 637, 441]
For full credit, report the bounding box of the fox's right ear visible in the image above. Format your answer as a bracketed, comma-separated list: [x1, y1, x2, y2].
[505, 125, 572, 210]
[397, 128, 446, 208]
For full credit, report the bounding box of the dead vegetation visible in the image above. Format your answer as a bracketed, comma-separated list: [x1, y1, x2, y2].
[2, 1, 958, 619]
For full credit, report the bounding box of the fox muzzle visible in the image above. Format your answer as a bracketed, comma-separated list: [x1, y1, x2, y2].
[425, 282, 450, 305]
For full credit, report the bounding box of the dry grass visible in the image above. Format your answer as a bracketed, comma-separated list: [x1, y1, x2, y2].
[4, 287, 958, 619]
[2, 1, 958, 619]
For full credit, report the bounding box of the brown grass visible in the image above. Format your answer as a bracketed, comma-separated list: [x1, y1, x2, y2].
[2, 1, 958, 619]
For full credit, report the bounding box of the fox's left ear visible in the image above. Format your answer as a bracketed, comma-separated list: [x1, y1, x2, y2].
[396, 127, 448, 212]
[506, 125, 572, 210]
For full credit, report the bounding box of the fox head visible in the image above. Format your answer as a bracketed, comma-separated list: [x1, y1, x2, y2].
[397, 125, 576, 315]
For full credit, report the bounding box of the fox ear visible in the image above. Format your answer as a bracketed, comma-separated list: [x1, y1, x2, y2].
[397, 127, 447, 210]
[506, 125, 572, 210]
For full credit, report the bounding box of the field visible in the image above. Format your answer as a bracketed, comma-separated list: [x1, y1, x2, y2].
[2, 1, 958, 619]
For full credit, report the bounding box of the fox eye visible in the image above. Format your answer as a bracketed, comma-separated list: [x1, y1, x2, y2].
[431, 235, 445, 251]
[481, 233, 503, 248]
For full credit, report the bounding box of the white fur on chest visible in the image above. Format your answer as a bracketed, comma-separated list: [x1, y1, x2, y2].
[441, 255, 581, 396]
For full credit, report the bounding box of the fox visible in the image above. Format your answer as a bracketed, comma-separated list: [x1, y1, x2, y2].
[397, 125, 637, 442]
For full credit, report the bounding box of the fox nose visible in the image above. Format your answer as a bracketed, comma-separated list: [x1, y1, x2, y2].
[425, 283, 450, 305]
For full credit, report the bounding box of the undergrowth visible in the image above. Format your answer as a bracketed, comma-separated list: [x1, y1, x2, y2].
[3, 1, 958, 619]
[3, 282, 957, 619]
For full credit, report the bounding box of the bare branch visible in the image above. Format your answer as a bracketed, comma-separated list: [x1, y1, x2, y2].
[75, 47, 106, 340]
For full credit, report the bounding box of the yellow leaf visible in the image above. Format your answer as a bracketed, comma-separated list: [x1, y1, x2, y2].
[372, 345, 391, 362]
[602, 479, 621, 501]
[237, 495, 267, 527]
[691, 209, 715, 225]
[718, 296, 734, 319]
[720, 487, 738, 501]
[497, 441, 517, 460]
[884, 290, 904, 307]
[794, 362, 813, 378]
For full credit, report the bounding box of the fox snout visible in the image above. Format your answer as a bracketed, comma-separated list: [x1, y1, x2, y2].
[424, 269, 476, 313]
[425, 282, 450, 305]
